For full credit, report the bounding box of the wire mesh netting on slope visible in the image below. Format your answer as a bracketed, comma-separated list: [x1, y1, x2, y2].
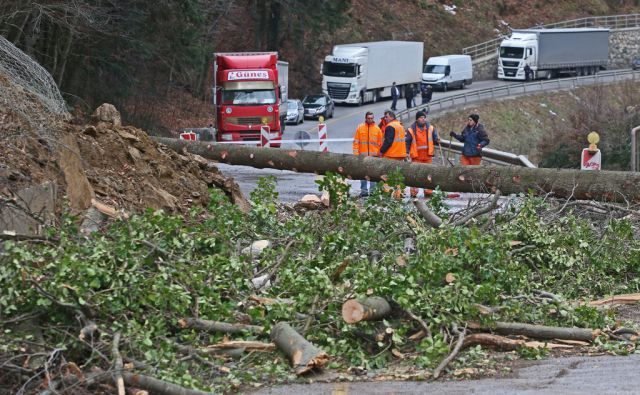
[0, 34, 69, 137]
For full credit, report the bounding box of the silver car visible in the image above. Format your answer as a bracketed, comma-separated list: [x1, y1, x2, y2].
[286, 99, 304, 125]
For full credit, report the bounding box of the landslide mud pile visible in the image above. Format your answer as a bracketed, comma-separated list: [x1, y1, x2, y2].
[0, 74, 248, 218]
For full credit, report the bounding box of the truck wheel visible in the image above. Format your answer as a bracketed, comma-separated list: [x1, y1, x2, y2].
[359, 94, 364, 106]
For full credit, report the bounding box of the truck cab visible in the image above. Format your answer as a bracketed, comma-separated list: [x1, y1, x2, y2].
[214, 53, 286, 144]
[322, 47, 368, 105]
[498, 33, 538, 80]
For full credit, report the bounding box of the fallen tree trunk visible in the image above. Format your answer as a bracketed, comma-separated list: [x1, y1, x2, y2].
[154, 137, 640, 203]
[342, 297, 392, 324]
[494, 322, 599, 342]
[177, 318, 264, 334]
[270, 322, 329, 375]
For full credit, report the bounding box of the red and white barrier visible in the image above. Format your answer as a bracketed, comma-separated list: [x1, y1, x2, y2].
[318, 123, 328, 153]
[179, 131, 198, 141]
[260, 125, 271, 148]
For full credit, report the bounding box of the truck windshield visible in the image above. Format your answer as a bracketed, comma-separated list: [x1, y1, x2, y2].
[221, 90, 276, 105]
[322, 61, 357, 77]
[500, 46, 524, 58]
[424, 65, 450, 75]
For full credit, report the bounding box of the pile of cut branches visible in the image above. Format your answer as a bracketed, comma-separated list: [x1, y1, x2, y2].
[2, 173, 640, 394]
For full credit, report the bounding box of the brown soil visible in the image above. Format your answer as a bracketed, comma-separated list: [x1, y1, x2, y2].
[0, 75, 248, 220]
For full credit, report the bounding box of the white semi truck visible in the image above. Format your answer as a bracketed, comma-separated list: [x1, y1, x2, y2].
[498, 28, 609, 81]
[321, 41, 423, 105]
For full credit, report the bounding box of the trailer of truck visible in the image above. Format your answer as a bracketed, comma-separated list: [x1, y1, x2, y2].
[321, 41, 423, 105]
[498, 28, 609, 81]
[213, 52, 288, 145]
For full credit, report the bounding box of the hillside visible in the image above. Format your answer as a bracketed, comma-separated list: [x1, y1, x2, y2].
[429, 80, 640, 169]
[1, 0, 638, 133]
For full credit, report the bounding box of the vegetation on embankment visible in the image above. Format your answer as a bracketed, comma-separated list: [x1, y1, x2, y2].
[2, 174, 640, 393]
[431, 80, 640, 169]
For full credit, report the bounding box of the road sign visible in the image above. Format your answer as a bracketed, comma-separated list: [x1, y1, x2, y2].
[293, 130, 311, 149]
[581, 148, 601, 170]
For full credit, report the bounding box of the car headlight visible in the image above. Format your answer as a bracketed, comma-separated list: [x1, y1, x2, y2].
[317, 106, 325, 113]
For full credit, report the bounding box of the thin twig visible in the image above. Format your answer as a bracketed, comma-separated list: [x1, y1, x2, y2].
[404, 308, 432, 338]
[432, 324, 466, 380]
[111, 332, 125, 395]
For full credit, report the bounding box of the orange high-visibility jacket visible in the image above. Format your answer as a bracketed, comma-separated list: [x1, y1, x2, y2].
[353, 123, 382, 156]
[382, 120, 407, 159]
[407, 123, 435, 160]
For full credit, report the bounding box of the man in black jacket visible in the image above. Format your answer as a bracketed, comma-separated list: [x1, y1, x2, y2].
[405, 84, 414, 109]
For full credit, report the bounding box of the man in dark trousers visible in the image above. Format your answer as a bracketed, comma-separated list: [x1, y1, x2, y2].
[421, 85, 433, 105]
[405, 84, 414, 109]
[390, 82, 399, 111]
[450, 113, 490, 166]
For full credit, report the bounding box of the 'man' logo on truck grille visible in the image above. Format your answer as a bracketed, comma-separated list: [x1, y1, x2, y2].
[228, 71, 269, 80]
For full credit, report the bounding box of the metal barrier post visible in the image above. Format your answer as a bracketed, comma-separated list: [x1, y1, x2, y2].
[632, 125, 640, 172]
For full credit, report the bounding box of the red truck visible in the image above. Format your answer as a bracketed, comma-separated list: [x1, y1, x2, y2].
[213, 52, 289, 146]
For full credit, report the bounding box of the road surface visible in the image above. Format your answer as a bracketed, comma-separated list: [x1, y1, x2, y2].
[251, 353, 640, 394]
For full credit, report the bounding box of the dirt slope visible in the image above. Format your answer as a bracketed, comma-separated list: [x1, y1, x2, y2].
[0, 75, 248, 218]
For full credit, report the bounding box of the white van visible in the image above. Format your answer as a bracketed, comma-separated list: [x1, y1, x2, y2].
[422, 55, 473, 91]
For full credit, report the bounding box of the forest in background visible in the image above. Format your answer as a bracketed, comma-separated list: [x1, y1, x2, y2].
[1, 0, 638, 133]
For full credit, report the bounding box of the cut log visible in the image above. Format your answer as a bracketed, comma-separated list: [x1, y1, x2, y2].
[342, 297, 392, 324]
[122, 373, 214, 395]
[589, 293, 640, 306]
[206, 340, 275, 352]
[177, 318, 264, 334]
[462, 333, 524, 351]
[494, 322, 599, 342]
[270, 322, 329, 375]
[445, 273, 456, 284]
[154, 137, 640, 203]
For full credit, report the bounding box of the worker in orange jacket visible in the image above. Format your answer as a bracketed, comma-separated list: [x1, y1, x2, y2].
[353, 111, 382, 197]
[379, 110, 407, 198]
[406, 110, 440, 198]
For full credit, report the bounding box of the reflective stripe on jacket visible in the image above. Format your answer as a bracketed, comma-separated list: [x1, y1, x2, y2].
[407, 122, 435, 160]
[382, 120, 406, 159]
[352, 123, 382, 156]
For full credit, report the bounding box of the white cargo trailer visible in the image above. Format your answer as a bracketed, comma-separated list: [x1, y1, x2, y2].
[321, 41, 424, 105]
[277, 61, 289, 128]
[498, 28, 609, 81]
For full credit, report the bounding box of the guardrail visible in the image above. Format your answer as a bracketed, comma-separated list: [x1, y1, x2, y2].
[397, 69, 640, 168]
[462, 13, 640, 60]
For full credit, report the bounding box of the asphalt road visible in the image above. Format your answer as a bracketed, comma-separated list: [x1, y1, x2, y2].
[252, 354, 640, 395]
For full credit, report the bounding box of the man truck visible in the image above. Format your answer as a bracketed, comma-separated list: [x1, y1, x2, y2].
[498, 28, 609, 81]
[213, 52, 288, 145]
[321, 41, 423, 105]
